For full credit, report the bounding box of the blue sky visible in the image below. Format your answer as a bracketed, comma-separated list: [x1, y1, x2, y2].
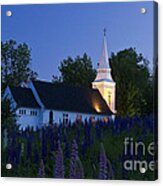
[2, 1, 154, 81]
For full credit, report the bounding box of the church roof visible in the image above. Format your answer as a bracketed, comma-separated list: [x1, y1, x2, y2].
[98, 33, 110, 69]
[9, 86, 40, 108]
[32, 80, 113, 116]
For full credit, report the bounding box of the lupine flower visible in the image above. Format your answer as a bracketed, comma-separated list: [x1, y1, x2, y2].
[33, 146, 39, 164]
[21, 142, 24, 155]
[99, 143, 108, 180]
[54, 141, 64, 178]
[41, 130, 47, 160]
[70, 140, 78, 178]
[15, 143, 21, 164]
[3, 129, 8, 149]
[75, 127, 80, 145]
[95, 122, 101, 140]
[107, 158, 114, 179]
[75, 157, 84, 179]
[64, 141, 70, 159]
[38, 159, 45, 178]
[81, 140, 87, 156]
[70, 139, 85, 179]
[26, 138, 32, 160]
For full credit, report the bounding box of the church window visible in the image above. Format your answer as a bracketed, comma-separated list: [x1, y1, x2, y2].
[89, 116, 95, 123]
[103, 117, 108, 123]
[108, 91, 111, 106]
[63, 113, 68, 124]
[30, 110, 37, 116]
[19, 109, 26, 115]
[76, 115, 82, 122]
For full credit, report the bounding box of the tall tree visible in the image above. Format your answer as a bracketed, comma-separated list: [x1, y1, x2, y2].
[1, 40, 38, 91]
[52, 53, 96, 88]
[1, 98, 17, 134]
[110, 48, 153, 116]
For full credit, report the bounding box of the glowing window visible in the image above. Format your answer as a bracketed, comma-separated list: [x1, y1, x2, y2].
[108, 91, 111, 106]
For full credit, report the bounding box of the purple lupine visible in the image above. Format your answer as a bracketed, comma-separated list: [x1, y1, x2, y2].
[75, 158, 84, 179]
[15, 143, 21, 164]
[69, 139, 78, 178]
[26, 137, 32, 160]
[3, 129, 8, 149]
[38, 159, 45, 178]
[54, 141, 64, 178]
[95, 121, 102, 140]
[107, 158, 114, 179]
[64, 141, 70, 159]
[33, 146, 39, 164]
[75, 127, 80, 145]
[84, 122, 92, 146]
[69, 139, 84, 179]
[81, 140, 87, 156]
[99, 143, 108, 180]
[41, 129, 47, 160]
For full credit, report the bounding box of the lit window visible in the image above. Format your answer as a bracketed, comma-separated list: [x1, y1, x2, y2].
[108, 91, 111, 106]
[89, 116, 95, 122]
[76, 115, 82, 122]
[103, 117, 108, 123]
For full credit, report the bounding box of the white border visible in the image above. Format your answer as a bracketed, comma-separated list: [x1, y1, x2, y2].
[0, 0, 158, 5]
[0, 0, 162, 186]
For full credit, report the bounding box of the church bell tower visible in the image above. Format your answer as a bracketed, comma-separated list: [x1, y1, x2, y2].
[92, 30, 116, 113]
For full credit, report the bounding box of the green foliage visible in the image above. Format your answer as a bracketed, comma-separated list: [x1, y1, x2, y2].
[1, 98, 17, 133]
[110, 48, 153, 117]
[1, 40, 38, 90]
[52, 53, 96, 88]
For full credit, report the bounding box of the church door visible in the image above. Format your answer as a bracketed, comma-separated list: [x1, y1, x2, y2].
[49, 110, 53, 124]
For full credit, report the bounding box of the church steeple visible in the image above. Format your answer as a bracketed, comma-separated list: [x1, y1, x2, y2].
[92, 30, 116, 113]
[94, 29, 113, 82]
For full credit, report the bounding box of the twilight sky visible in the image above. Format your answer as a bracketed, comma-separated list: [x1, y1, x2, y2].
[2, 1, 154, 81]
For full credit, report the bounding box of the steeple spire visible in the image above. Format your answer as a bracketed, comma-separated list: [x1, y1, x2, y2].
[104, 28, 106, 36]
[94, 30, 112, 81]
[98, 29, 110, 69]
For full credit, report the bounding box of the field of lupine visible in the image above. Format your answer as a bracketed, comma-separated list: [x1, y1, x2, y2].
[1, 116, 156, 180]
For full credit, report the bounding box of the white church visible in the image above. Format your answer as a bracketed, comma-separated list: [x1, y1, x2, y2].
[3, 32, 116, 130]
